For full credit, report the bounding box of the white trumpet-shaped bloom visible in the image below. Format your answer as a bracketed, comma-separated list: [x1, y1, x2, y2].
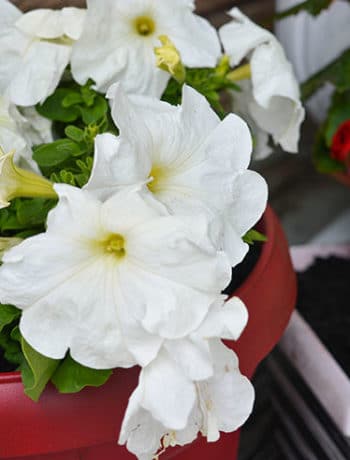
[71, 0, 221, 96]
[120, 339, 254, 460]
[0, 1, 85, 106]
[85, 84, 267, 267]
[220, 8, 305, 157]
[0, 184, 231, 369]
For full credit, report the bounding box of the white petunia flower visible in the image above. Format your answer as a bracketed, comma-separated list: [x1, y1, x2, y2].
[0, 184, 231, 369]
[219, 8, 305, 157]
[0, 0, 86, 106]
[119, 339, 254, 460]
[0, 95, 52, 171]
[71, 0, 221, 96]
[85, 83, 267, 267]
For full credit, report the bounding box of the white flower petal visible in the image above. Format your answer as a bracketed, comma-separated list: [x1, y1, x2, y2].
[227, 170, 268, 236]
[118, 263, 220, 339]
[71, 0, 220, 95]
[219, 219, 247, 267]
[101, 186, 168, 234]
[219, 7, 272, 67]
[89, 84, 266, 267]
[220, 8, 304, 154]
[49, 184, 103, 240]
[85, 133, 150, 201]
[165, 338, 213, 381]
[9, 41, 71, 106]
[119, 386, 165, 459]
[15, 7, 85, 40]
[1, 4, 83, 106]
[195, 297, 248, 341]
[0, 0, 21, 26]
[0, 7, 27, 95]
[140, 349, 196, 430]
[206, 340, 255, 434]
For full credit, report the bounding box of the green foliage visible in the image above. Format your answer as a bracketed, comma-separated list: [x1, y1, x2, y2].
[243, 229, 268, 245]
[36, 80, 109, 126]
[313, 129, 346, 174]
[0, 198, 56, 238]
[33, 81, 112, 187]
[0, 305, 20, 334]
[313, 89, 350, 174]
[276, 0, 339, 19]
[162, 63, 239, 117]
[301, 49, 350, 101]
[0, 305, 22, 367]
[51, 355, 112, 394]
[324, 90, 350, 146]
[33, 139, 83, 168]
[20, 338, 61, 402]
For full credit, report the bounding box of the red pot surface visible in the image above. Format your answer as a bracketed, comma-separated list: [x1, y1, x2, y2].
[0, 206, 296, 460]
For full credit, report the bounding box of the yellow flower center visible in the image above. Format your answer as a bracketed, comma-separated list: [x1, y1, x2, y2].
[102, 234, 126, 259]
[147, 164, 169, 194]
[134, 16, 156, 37]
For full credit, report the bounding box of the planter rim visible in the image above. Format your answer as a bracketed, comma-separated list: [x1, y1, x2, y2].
[0, 205, 274, 385]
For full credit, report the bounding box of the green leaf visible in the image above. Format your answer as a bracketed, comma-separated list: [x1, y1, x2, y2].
[36, 89, 80, 122]
[81, 83, 97, 107]
[62, 92, 84, 108]
[16, 199, 56, 227]
[0, 214, 28, 232]
[243, 229, 268, 245]
[313, 128, 346, 174]
[65, 125, 85, 142]
[20, 337, 60, 402]
[52, 354, 112, 394]
[276, 0, 336, 19]
[0, 324, 22, 368]
[33, 139, 82, 168]
[324, 90, 350, 146]
[162, 65, 239, 116]
[301, 49, 350, 101]
[0, 305, 20, 333]
[79, 95, 108, 124]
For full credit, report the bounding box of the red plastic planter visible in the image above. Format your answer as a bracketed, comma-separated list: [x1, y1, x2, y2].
[0, 206, 296, 460]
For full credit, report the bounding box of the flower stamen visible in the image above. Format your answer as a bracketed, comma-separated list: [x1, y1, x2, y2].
[147, 164, 169, 194]
[102, 234, 126, 259]
[134, 16, 156, 37]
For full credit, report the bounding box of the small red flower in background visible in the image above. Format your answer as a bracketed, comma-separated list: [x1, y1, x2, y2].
[331, 120, 350, 163]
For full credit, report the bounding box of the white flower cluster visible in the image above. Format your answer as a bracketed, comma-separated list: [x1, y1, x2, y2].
[0, 0, 304, 158]
[0, 81, 264, 459]
[0, 0, 301, 458]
